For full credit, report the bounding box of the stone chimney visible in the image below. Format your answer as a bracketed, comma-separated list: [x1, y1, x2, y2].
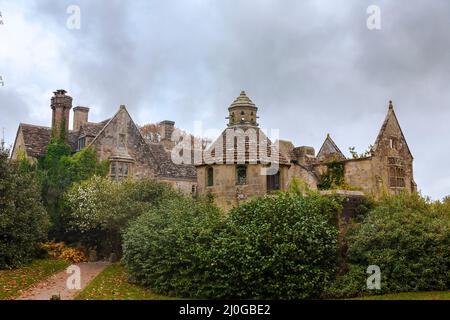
[51, 89, 72, 140]
[159, 120, 175, 150]
[73, 106, 89, 131]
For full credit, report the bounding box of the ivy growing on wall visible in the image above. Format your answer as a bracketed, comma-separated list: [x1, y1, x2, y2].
[318, 161, 346, 190]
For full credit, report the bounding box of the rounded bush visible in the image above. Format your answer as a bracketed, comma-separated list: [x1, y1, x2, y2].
[122, 196, 223, 297]
[123, 191, 340, 299]
[205, 192, 340, 299]
[327, 193, 450, 298]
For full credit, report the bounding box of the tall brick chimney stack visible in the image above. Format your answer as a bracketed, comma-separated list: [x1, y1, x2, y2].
[73, 106, 89, 131]
[51, 89, 72, 140]
[159, 120, 175, 150]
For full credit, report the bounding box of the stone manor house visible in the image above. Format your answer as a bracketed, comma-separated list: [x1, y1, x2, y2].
[11, 90, 416, 209]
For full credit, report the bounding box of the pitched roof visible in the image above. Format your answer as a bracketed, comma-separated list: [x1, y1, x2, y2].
[317, 134, 346, 162]
[200, 126, 290, 166]
[80, 120, 109, 137]
[373, 101, 413, 157]
[18, 116, 111, 159]
[147, 143, 197, 180]
[19, 124, 52, 158]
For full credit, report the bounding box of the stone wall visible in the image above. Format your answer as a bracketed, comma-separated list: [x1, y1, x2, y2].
[197, 164, 289, 210]
[160, 178, 197, 195]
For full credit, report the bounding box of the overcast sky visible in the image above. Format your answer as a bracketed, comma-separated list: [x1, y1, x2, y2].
[0, 0, 449, 199]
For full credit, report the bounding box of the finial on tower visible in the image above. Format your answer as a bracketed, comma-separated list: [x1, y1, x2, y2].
[389, 100, 394, 110]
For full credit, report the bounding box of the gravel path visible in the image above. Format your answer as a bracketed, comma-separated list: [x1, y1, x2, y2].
[16, 262, 109, 300]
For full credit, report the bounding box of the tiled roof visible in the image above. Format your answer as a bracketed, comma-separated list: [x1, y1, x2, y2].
[80, 121, 109, 137]
[19, 124, 52, 158]
[20, 118, 110, 158]
[147, 143, 197, 180]
[200, 126, 290, 166]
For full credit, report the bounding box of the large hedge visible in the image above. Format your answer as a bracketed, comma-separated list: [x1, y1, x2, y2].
[325, 193, 450, 298]
[122, 196, 223, 296]
[0, 147, 50, 269]
[122, 192, 340, 299]
[204, 192, 340, 299]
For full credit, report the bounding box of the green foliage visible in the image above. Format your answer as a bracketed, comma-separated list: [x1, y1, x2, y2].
[122, 196, 224, 297]
[37, 144, 108, 239]
[325, 192, 450, 298]
[64, 177, 178, 257]
[318, 161, 346, 190]
[0, 146, 50, 269]
[204, 193, 340, 299]
[123, 192, 340, 299]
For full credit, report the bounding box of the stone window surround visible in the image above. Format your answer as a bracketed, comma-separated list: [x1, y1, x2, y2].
[77, 136, 86, 151]
[206, 166, 214, 187]
[387, 156, 405, 189]
[110, 159, 134, 181]
[236, 164, 247, 185]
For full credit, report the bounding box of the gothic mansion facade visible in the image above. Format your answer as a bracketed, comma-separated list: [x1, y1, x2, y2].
[11, 90, 416, 209]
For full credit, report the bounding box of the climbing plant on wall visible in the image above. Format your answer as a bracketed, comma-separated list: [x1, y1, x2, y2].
[318, 161, 346, 190]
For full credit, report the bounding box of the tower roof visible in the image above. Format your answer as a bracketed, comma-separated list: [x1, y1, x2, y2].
[229, 91, 257, 110]
[373, 100, 413, 158]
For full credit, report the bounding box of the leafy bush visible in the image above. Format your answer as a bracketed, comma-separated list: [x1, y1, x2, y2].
[325, 193, 450, 298]
[63, 176, 178, 257]
[122, 196, 224, 297]
[40, 242, 88, 263]
[204, 192, 340, 299]
[0, 147, 50, 269]
[123, 192, 340, 299]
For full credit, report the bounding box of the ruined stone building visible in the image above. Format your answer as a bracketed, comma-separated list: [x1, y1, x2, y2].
[195, 92, 416, 209]
[11, 89, 416, 209]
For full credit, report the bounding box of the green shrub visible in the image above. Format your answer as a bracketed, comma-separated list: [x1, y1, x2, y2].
[325, 193, 450, 298]
[122, 196, 223, 297]
[123, 191, 340, 299]
[204, 192, 340, 299]
[63, 176, 178, 257]
[0, 147, 50, 269]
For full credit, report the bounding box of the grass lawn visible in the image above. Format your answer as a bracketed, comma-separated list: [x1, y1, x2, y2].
[351, 291, 450, 300]
[75, 264, 177, 300]
[0, 259, 70, 300]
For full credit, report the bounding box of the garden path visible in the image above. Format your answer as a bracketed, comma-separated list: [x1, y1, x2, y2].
[16, 262, 109, 300]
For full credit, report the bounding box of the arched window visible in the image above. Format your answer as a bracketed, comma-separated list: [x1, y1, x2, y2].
[236, 165, 247, 185]
[207, 167, 214, 187]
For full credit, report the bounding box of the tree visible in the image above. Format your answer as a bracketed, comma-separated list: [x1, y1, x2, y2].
[64, 177, 178, 257]
[139, 123, 161, 142]
[349, 145, 373, 159]
[37, 142, 108, 239]
[0, 145, 50, 268]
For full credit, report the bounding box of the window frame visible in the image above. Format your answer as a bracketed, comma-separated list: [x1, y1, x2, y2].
[206, 166, 214, 187]
[236, 165, 247, 185]
[110, 160, 133, 181]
